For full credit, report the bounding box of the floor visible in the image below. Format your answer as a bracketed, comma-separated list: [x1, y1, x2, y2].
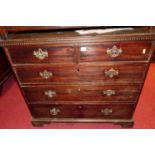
[0, 64, 155, 129]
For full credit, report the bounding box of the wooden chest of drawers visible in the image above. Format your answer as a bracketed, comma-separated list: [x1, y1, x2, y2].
[0, 26, 154, 128]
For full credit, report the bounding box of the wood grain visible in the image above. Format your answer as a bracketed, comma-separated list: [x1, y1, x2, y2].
[80, 42, 152, 62]
[29, 103, 134, 119]
[13, 63, 147, 84]
[8, 46, 76, 64]
[22, 84, 141, 102]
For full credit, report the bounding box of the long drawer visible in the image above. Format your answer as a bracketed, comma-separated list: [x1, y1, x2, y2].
[8, 46, 76, 64]
[14, 63, 147, 84]
[79, 41, 152, 62]
[22, 84, 141, 102]
[29, 104, 134, 119]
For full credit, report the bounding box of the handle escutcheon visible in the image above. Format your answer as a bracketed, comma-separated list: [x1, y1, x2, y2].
[44, 90, 56, 98]
[106, 45, 122, 58]
[105, 68, 119, 78]
[50, 107, 60, 116]
[40, 70, 53, 79]
[101, 108, 113, 116]
[103, 89, 116, 96]
[33, 48, 48, 60]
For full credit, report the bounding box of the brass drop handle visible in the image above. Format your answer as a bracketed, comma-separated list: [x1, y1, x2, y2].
[50, 107, 60, 116]
[101, 108, 113, 116]
[103, 90, 116, 96]
[40, 70, 53, 79]
[105, 68, 119, 78]
[33, 48, 48, 60]
[106, 45, 122, 58]
[44, 90, 56, 98]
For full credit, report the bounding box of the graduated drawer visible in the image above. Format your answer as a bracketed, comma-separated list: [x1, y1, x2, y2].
[29, 104, 134, 119]
[14, 63, 147, 84]
[22, 84, 141, 102]
[7, 46, 76, 64]
[80, 41, 152, 62]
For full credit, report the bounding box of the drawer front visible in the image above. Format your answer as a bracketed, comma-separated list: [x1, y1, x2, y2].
[29, 104, 134, 119]
[8, 46, 76, 64]
[80, 41, 152, 62]
[14, 63, 147, 84]
[22, 84, 141, 102]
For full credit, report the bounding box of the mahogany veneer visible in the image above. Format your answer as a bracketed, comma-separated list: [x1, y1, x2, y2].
[14, 63, 147, 84]
[0, 26, 154, 128]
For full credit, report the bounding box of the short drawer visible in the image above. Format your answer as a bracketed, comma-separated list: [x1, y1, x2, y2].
[14, 63, 147, 84]
[8, 46, 76, 64]
[22, 84, 141, 102]
[80, 41, 152, 62]
[29, 104, 134, 119]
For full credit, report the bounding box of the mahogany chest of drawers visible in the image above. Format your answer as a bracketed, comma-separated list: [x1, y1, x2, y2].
[0, 26, 154, 128]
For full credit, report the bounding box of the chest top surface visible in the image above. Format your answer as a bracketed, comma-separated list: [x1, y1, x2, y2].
[0, 26, 155, 46]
